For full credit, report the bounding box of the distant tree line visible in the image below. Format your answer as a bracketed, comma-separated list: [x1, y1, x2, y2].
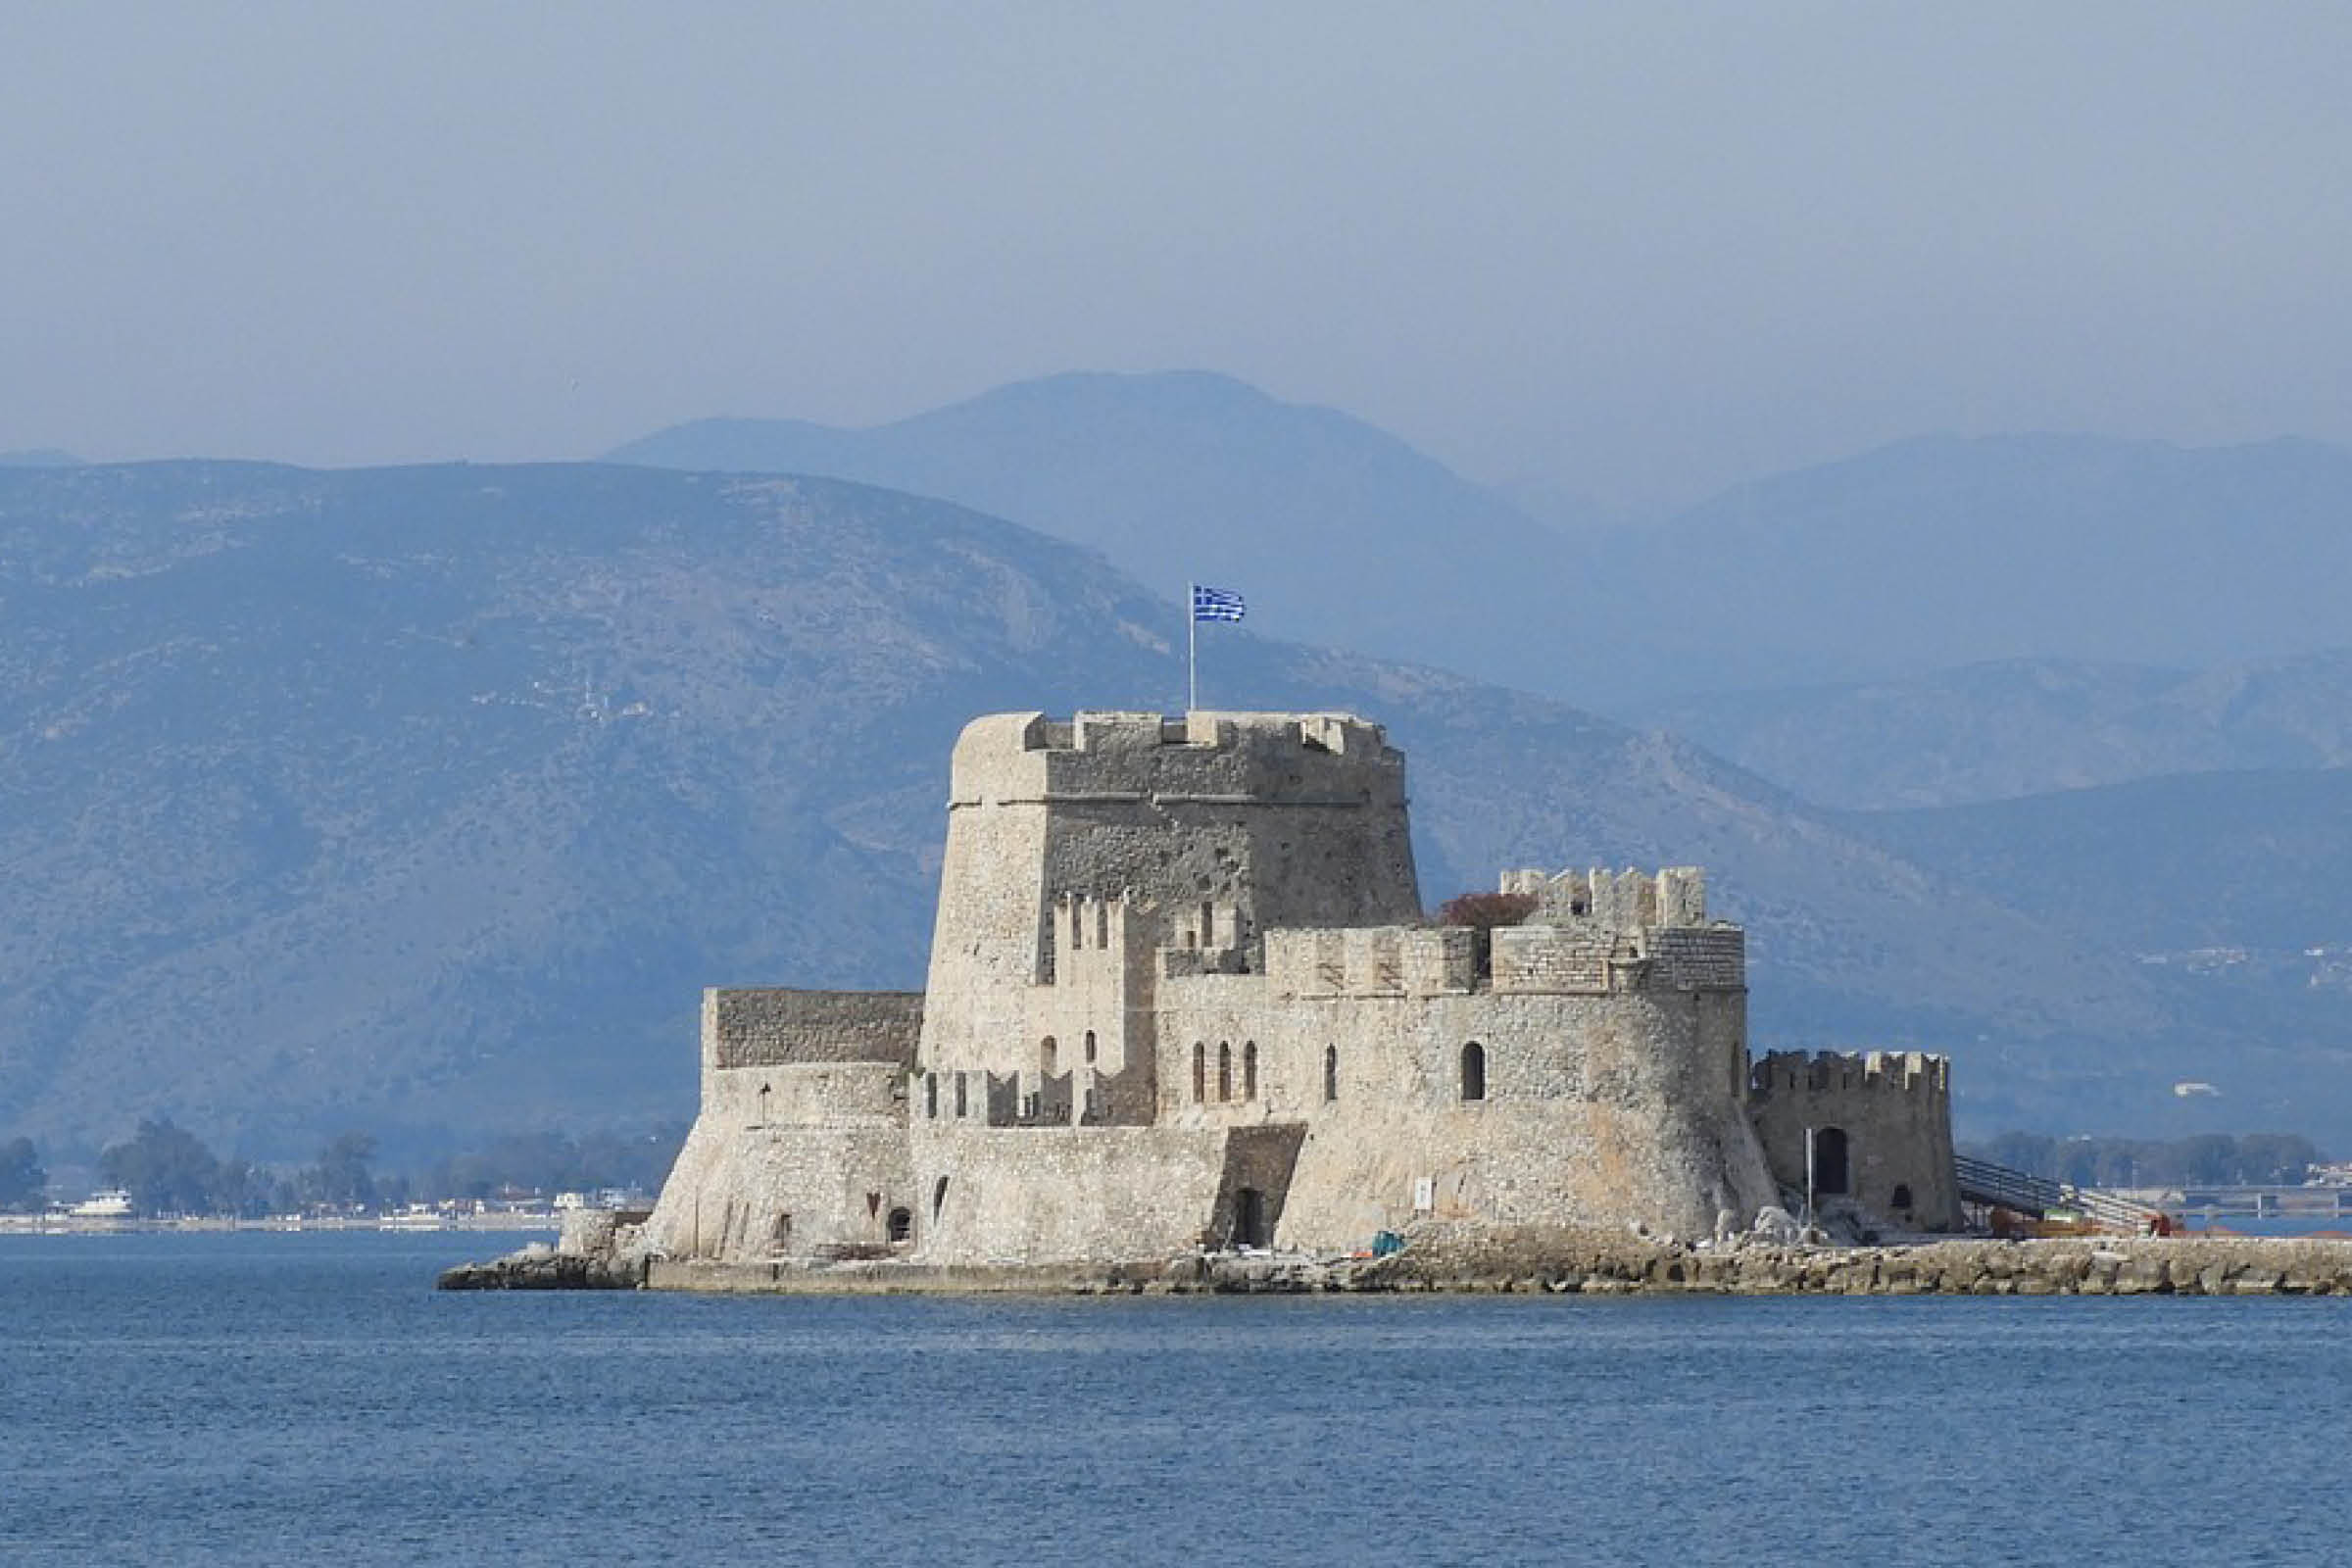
[1963, 1131, 2325, 1189]
[36, 1117, 690, 1217]
[90, 1119, 378, 1218]
[415, 1123, 686, 1202]
[0, 1137, 46, 1212]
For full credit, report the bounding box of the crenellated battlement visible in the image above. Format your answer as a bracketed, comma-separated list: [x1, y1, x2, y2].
[1013, 710, 1392, 760]
[1498, 865, 1710, 929]
[949, 710, 1405, 815]
[1748, 1050, 1950, 1098]
[1258, 918, 1743, 997]
[1745, 1050, 1960, 1231]
[1263, 925, 1478, 998]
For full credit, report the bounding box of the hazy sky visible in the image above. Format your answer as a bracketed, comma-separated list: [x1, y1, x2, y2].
[5, 4, 2347, 508]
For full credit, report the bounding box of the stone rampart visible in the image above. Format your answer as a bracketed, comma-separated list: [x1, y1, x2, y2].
[1147, 981, 1769, 1248]
[907, 1123, 1241, 1265]
[637, 1115, 913, 1264]
[1499, 866, 1709, 928]
[1747, 1050, 1960, 1231]
[707, 988, 923, 1071]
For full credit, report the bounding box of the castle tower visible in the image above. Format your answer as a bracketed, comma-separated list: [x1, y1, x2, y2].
[916, 710, 1420, 1085]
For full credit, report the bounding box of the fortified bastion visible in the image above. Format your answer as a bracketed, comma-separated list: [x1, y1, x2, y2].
[636, 710, 1958, 1271]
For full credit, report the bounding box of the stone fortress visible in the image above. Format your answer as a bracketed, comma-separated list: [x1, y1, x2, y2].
[636, 710, 1961, 1273]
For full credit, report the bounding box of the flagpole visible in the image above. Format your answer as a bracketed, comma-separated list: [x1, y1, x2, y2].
[1186, 581, 1198, 712]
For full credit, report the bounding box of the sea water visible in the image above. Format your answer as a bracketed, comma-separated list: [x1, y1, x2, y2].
[2, 1230, 2344, 1566]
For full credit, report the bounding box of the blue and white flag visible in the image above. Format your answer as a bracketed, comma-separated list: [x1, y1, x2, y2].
[1191, 585, 1245, 623]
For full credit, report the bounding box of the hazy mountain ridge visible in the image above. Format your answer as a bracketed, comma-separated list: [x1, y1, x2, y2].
[1589, 432, 2352, 694]
[611, 380, 2352, 708]
[1842, 767, 2352, 956]
[609, 371, 1602, 698]
[1647, 651, 2352, 809]
[0, 459, 2248, 1158]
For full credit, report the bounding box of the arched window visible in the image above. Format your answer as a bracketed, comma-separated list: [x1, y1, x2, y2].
[1041, 1035, 1058, 1076]
[1890, 1183, 1914, 1211]
[1084, 1029, 1098, 1065]
[931, 1176, 950, 1220]
[887, 1206, 912, 1244]
[1192, 1043, 1206, 1102]
[1242, 1042, 1258, 1100]
[1813, 1127, 1850, 1196]
[1324, 1045, 1339, 1103]
[1460, 1041, 1487, 1102]
[925, 1073, 938, 1119]
[1217, 1042, 1233, 1102]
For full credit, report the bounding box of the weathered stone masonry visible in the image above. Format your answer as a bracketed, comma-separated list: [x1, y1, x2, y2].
[636, 710, 1960, 1271]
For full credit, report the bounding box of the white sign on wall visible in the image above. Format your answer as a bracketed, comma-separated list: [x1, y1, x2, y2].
[1412, 1176, 1436, 1211]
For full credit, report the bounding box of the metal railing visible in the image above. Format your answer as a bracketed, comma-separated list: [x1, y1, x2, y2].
[1954, 1154, 2168, 1235]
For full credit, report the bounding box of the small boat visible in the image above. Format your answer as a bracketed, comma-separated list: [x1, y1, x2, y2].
[68, 1190, 134, 1219]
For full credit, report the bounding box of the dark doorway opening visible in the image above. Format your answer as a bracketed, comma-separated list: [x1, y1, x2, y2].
[887, 1206, 912, 1244]
[1233, 1186, 1266, 1249]
[1814, 1127, 1850, 1196]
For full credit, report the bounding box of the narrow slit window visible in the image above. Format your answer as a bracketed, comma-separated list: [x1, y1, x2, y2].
[1460, 1042, 1487, 1102]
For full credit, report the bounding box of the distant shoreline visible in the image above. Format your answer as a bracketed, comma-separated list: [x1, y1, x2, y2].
[0, 1212, 561, 1237]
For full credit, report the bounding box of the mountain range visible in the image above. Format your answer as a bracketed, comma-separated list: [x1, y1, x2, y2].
[5, 457, 2309, 1164]
[613, 377, 2352, 706]
[7, 371, 2351, 1163]
[1647, 652, 2352, 809]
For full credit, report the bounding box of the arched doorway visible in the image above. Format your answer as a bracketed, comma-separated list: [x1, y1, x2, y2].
[1813, 1127, 1850, 1196]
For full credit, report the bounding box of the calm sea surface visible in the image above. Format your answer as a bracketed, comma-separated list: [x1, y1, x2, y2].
[2, 1230, 2343, 1567]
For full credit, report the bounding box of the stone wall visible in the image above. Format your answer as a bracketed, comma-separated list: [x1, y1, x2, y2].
[1147, 980, 1774, 1250]
[637, 1114, 913, 1263]
[707, 988, 923, 1071]
[640, 992, 922, 1264]
[1747, 1051, 1961, 1231]
[907, 1122, 1240, 1264]
[918, 710, 1420, 1080]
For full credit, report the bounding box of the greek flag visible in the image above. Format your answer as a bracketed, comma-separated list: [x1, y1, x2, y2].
[1191, 585, 1245, 623]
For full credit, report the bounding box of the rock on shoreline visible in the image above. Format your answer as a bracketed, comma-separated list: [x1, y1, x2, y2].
[438, 1227, 2352, 1298]
[436, 1244, 643, 1291]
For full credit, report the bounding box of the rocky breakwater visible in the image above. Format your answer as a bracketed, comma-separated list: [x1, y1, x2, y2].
[1326, 1225, 2352, 1297]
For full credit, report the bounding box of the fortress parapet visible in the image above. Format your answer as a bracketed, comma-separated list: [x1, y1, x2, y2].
[707, 989, 923, 1072]
[1749, 1049, 1949, 1097]
[1747, 1050, 1960, 1232]
[950, 710, 1403, 812]
[1264, 926, 1476, 998]
[1500, 865, 1710, 928]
